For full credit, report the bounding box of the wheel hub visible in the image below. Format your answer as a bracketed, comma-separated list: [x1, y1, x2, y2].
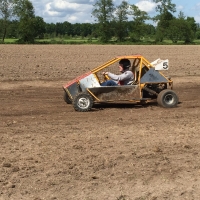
[164, 94, 175, 105]
[77, 97, 90, 109]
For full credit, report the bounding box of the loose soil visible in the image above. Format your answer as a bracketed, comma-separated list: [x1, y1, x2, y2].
[0, 45, 200, 200]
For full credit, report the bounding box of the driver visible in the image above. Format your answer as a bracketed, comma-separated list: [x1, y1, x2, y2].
[101, 59, 134, 86]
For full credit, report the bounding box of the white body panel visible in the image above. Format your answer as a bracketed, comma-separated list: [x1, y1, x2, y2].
[79, 74, 100, 91]
[151, 58, 169, 70]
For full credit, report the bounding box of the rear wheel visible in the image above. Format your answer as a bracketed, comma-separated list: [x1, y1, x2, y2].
[73, 92, 94, 112]
[157, 89, 179, 108]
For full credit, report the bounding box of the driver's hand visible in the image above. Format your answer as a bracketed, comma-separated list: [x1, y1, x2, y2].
[102, 72, 108, 75]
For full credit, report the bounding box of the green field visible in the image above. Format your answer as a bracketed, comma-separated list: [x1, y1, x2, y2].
[3, 38, 200, 45]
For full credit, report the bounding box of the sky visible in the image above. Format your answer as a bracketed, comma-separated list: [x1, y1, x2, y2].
[31, 0, 200, 24]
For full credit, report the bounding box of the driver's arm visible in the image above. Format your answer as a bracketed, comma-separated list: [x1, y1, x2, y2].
[107, 71, 132, 81]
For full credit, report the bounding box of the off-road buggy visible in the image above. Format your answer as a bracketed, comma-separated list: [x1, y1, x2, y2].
[63, 55, 179, 112]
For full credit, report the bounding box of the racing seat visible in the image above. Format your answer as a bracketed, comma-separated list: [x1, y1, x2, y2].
[131, 58, 140, 84]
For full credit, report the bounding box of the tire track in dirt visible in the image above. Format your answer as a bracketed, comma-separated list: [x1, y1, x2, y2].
[0, 45, 200, 199]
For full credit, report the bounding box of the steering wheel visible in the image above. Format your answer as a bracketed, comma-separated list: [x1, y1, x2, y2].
[103, 73, 109, 81]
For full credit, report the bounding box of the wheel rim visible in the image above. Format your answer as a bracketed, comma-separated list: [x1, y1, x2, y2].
[77, 97, 90, 109]
[164, 94, 175, 105]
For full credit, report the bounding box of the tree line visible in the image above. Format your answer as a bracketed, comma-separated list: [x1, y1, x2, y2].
[0, 0, 200, 44]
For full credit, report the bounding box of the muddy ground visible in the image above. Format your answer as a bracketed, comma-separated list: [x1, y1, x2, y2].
[0, 45, 200, 200]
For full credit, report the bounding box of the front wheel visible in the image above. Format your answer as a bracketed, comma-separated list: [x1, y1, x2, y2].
[73, 92, 94, 112]
[157, 89, 179, 108]
[64, 91, 72, 104]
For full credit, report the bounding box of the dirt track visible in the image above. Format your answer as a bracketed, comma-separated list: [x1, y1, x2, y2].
[0, 45, 200, 200]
